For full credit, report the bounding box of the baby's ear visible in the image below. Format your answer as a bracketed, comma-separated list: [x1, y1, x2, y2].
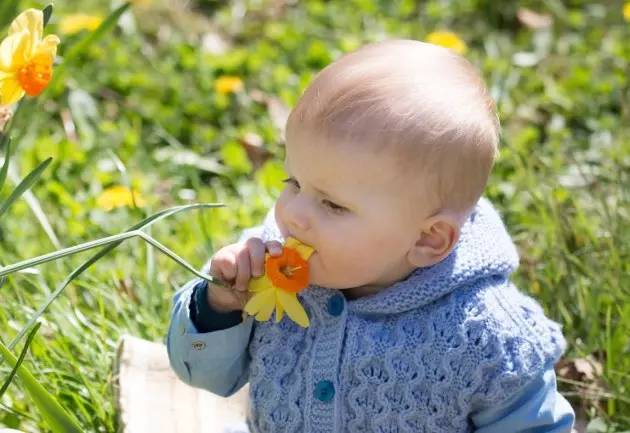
[407, 214, 460, 268]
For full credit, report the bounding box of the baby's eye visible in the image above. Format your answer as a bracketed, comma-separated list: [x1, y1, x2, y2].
[321, 199, 347, 215]
[282, 177, 300, 189]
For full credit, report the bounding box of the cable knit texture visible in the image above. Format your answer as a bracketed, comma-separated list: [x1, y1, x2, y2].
[242, 198, 567, 433]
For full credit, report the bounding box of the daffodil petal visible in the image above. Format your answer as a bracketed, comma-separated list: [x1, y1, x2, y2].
[0, 77, 25, 106]
[254, 292, 277, 322]
[243, 287, 275, 316]
[9, 9, 43, 56]
[0, 32, 29, 72]
[32, 34, 61, 62]
[277, 290, 309, 328]
[275, 302, 284, 323]
[285, 236, 315, 260]
[248, 273, 273, 293]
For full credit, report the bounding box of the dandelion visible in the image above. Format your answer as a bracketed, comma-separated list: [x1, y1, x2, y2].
[59, 14, 103, 35]
[244, 237, 315, 328]
[0, 9, 61, 106]
[426, 31, 467, 55]
[215, 76, 244, 94]
[96, 186, 145, 211]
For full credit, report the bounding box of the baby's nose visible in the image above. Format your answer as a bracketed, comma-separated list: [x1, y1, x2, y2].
[282, 200, 311, 232]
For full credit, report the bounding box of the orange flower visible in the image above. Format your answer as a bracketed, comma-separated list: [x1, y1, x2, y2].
[244, 237, 314, 327]
[265, 247, 309, 293]
[0, 9, 60, 106]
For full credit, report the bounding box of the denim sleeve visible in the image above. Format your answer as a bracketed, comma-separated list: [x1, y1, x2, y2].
[471, 360, 575, 432]
[166, 278, 253, 397]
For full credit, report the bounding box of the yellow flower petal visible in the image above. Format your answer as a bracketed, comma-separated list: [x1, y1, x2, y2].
[248, 272, 273, 293]
[0, 32, 29, 72]
[32, 34, 61, 62]
[254, 292, 277, 321]
[59, 14, 103, 35]
[9, 9, 43, 56]
[215, 76, 243, 94]
[426, 31, 467, 55]
[277, 290, 309, 328]
[0, 77, 25, 106]
[285, 236, 315, 260]
[275, 302, 284, 323]
[624, 2, 630, 22]
[96, 186, 145, 211]
[244, 287, 275, 316]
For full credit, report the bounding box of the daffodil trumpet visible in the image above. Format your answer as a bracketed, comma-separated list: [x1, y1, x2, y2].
[243, 237, 314, 328]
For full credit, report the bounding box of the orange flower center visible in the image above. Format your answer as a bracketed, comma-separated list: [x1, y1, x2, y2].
[265, 247, 309, 293]
[18, 60, 53, 97]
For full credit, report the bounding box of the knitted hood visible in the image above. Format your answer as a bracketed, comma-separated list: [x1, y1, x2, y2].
[260, 197, 520, 315]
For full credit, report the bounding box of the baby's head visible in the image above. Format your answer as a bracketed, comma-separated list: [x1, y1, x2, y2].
[274, 39, 500, 296]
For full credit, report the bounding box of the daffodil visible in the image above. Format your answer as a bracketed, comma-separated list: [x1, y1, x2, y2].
[244, 237, 314, 328]
[96, 186, 145, 211]
[215, 76, 244, 94]
[59, 14, 103, 35]
[0, 9, 61, 106]
[624, 2, 630, 22]
[426, 31, 467, 55]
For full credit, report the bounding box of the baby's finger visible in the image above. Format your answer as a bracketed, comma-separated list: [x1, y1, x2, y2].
[246, 238, 266, 277]
[211, 253, 237, 282]
[266, 240, 283, 257]
[234, 248, 252, 292]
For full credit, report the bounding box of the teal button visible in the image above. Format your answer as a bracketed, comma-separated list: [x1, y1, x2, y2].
[314, 380, 335, 402]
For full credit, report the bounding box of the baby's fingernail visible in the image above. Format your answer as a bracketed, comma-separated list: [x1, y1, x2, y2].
[271, 246, 282, 255]
[252, 269, 263, 277]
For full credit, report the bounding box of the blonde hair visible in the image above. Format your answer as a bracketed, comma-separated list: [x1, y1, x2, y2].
[285, 39, 500, 215]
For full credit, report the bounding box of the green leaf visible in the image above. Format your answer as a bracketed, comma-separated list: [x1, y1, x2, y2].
[0, 0, 20, 29]
[0, 324, 83, 433]
[0, 157, 52, 218]
[47, 2, 132, 93]
[0, 323, 41, 399]
[42, 4, 53, 28]
[0, 138, 11, 193]
[7, 203, 224, 351]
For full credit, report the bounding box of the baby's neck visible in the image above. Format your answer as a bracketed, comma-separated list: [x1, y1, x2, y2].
[342, 267, 417, 300]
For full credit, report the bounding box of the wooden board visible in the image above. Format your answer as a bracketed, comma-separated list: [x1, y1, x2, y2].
[114, 334, 249, 433]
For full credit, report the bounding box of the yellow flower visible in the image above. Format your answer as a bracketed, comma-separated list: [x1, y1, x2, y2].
[0, 9, 61, 106]
[624, 2, 630, 22]
[426, 31, 467, 55]
[59, 14, 103, 35]
[215, 76, 244, 94]
[96, 186, 146, 211]
[244, 237, 315, 328]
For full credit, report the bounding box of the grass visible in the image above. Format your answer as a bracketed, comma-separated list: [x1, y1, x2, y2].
[1, 0, 629, 431]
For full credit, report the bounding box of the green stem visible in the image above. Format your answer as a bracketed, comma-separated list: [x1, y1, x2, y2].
[0, 230, 229, 287]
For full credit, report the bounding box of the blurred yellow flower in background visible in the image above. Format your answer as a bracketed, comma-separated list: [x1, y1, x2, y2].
[215, 76, 244, 94]
[59, 14, 103, 35]
[96, 186, 145, 211]
[426, 30, 467, 55]
[624, 2, 630, 22]
[0, 9, 61, 106]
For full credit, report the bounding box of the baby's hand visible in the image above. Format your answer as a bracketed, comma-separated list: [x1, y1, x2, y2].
[207, 238, 284, 312]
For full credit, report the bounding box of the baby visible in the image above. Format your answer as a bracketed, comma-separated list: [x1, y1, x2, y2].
[167, 39, 575, 432]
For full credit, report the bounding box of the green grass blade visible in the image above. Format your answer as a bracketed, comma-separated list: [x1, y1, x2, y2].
[0, 157, 52, 218]
[0, 324, 83, 433]
[0, 0, 20, 29]
[0, 138, 11, 193]
[42, 4, 53, 28]
[0, 323, 41, 399]
[48, 2, 131, 93]
[7, 203, 223, 350]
